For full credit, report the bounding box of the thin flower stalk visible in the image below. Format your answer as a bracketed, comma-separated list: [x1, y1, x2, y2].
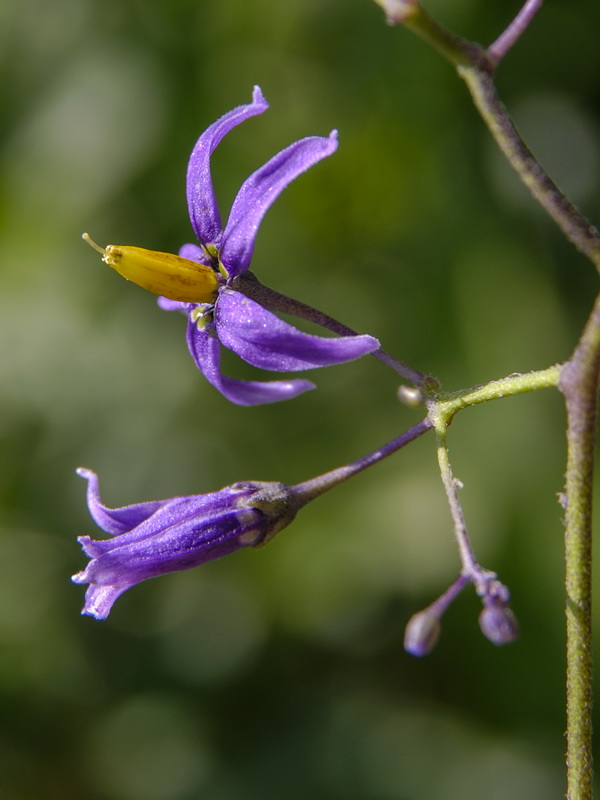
[427, 422, 517, 649]
[487, 0, 544, 66]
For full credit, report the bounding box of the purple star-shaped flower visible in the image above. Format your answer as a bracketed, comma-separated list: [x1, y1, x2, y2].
[159, 86, 379, 405]
[72, 468, 300, 619]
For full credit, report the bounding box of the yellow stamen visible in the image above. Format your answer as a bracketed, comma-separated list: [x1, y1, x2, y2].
[82, 233, 219, 303]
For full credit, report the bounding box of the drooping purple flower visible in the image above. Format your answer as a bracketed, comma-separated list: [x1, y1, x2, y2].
[158, 86, 379, 405]
[72, 468, 301, 619]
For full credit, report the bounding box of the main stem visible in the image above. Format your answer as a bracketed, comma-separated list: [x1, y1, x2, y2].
[559, 292, 600, 800]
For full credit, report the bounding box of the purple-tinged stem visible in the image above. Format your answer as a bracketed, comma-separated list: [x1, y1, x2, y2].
[559, 291, 600, 800]
[487, 0, 544, 66]
[375, 0, 600, 272]
[234, 271, 427, 386]
[425, 573, 470, 617]
[292, 417, 433, 503]
[457, 66, 600, 272]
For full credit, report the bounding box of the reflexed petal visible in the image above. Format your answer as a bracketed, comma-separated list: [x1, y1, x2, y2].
[186, 86, 269, 246]
[187, 321, 316, 405]
[215, 290, 380, 370]
[221, 131, 338, 276]
[75, 584, 128, 621]
[73, 507, 259, 620]
[72, 472, 299, 619]
[77, 468, 165, 536]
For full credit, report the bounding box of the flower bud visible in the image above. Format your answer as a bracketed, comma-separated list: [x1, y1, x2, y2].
[404, 609, 441, 656]
[479, 602, 519, 646]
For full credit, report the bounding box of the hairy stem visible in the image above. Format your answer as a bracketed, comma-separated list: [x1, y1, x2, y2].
[559, 292, 600, 800]
[379, 1, 600, 271]
[434, 364, 561, 417]
[458, 66, 600, 272]
[434, 426, 478, 575]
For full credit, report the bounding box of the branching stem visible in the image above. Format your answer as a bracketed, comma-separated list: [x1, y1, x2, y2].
[378, 0, 600, 271]
[372, 3, 600, 792]
[487, 0, 544, 65]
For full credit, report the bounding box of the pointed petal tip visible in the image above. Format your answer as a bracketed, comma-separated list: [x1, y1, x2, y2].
[216, 291, 380, 370]
[252, 85, 268, 108]
[76, 467, 93, 480]
[81, 606, 108, 621]
[222, 377, 317, 406]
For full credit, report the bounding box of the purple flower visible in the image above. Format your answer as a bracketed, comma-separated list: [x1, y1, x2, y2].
[158, 86, 379, 405]
[72, 468, 300, 619]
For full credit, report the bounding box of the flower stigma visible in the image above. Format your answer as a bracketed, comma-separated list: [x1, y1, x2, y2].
[82, 233, 219, 303]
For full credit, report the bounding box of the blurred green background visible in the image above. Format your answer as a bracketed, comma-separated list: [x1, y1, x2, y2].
[1, 0, 599, 797]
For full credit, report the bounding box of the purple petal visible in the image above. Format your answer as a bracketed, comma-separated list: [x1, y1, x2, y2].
[215, 289, 379, 370]
[178, 242, 212, 266]
[77, 508, 253, 580]
[157, 296, 192, 313]
[73, 507, 254, 620]
[77, 584, 128, 620]
[186, 86, 269, 246]
[77, 493, 236, 556]
[187, 322, 315, 405]
[77, 468, 165, 536]
[72, 479, 267, 619]
[220, 131, 338, 277]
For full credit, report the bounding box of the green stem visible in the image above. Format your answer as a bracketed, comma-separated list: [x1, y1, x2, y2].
[559, 292, 600, 800]
[394, 3, 485, 68]
[433, 409, 513, 611]
[429, 364, 561, 424]
[434, 426, 478, 575]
